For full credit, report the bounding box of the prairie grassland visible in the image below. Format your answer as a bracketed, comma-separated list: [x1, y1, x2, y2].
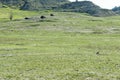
[0, 8, 120, 80]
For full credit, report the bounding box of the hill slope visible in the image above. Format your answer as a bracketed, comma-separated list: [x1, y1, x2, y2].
[0, 0, 116, 16]
[0, 0, 69, 10]
[112, 6, 120, 14]
[0, 6, 120, 80]
[56, 1, 116, 17]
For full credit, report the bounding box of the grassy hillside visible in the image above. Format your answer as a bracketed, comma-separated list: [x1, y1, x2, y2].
[0, 8, 40, 21]
[0, 8, 120, 80]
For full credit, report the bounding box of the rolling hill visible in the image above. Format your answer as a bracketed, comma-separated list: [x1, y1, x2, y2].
[56, 1, 116, 17]
[0, 0, 69, 10]
[0, 7, 120, 80]
[112, 6, 120, 14]
[0, 0, 117, 16]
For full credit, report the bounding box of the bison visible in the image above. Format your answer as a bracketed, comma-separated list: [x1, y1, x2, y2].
[40, 16, 46, 19]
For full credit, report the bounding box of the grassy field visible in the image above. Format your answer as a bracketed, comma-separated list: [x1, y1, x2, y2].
[0, 8, 120, 80]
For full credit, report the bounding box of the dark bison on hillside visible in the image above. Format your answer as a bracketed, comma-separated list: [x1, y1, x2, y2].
[24, 17, 30, 20]
[50, 14, 54, 16]
[40, 16, 46, 19]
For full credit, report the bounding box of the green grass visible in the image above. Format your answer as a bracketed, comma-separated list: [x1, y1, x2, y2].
[0, 8, 120, 80]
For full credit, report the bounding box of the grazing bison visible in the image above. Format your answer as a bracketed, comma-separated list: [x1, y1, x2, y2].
[40, 16, 46, 19]
[96, 51, 100, 55]
[24, 17, 30, 20]
[50, 14, 54, 16]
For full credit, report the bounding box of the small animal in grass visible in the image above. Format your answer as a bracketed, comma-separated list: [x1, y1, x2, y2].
[24, 17, 30, 20]
[96, 51, 100, 55]
[40, 16, 46, 19]
[50, 14, 54, 16]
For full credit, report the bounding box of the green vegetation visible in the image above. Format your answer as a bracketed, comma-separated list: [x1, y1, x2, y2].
[0, 8, 39, 21]
[0, 8, 120, 80]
